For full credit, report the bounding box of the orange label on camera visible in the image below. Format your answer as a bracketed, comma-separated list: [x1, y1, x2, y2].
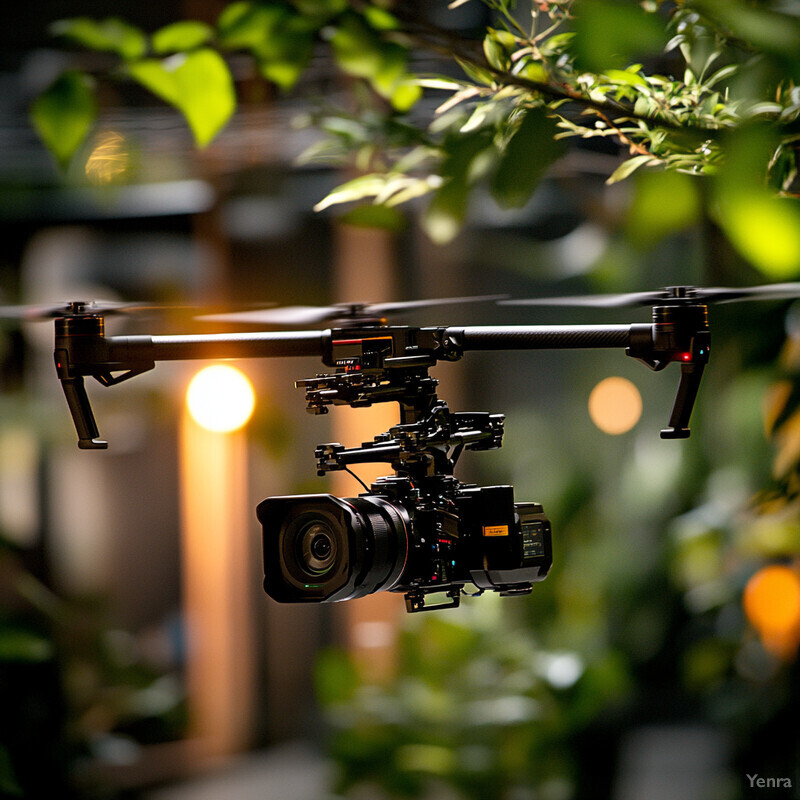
[483, 525, 509, 537]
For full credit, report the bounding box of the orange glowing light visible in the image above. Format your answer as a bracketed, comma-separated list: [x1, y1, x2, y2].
[743, 564, 800, 659]
[588, 376, 643, 435]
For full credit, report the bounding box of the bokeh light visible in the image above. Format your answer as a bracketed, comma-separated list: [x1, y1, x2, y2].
[186, 365, 256, 433]
[743, 564, 800, 659]
[588, 376, 642, 435]
[85, 130, 130, 185]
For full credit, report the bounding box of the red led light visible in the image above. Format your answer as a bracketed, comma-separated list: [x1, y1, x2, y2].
[681, 352, 692, 361]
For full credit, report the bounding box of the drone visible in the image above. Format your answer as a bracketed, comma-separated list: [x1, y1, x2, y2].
[5, 283, 800, 612]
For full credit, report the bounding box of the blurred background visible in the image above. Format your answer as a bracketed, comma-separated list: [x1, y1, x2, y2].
[1, 2, 799, 799]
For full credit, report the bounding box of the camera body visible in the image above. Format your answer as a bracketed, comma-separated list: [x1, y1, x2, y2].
[258, 478, 551, 612]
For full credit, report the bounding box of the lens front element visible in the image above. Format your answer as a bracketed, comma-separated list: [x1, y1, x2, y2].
[299, 522, 337, 575]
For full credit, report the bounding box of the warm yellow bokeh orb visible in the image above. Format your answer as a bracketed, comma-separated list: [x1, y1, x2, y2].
[588, 376, 643, 435]
[186, 365, 256, 433]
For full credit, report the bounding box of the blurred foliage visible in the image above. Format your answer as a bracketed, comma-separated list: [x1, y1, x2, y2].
[315, 598, 632, 800]
[30, 0, 800, 263]
[0, 533, 187, 797]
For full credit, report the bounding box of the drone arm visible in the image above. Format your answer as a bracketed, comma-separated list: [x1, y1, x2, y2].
[445, 324, 633, 352]
[55, 330, 327, 372]
[446, 320, 710, 439]
[56, 327, 326, 449]
[145, 330, 325, 361]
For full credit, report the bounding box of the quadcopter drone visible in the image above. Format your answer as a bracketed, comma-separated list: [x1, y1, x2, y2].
[6, 284, 800, 612]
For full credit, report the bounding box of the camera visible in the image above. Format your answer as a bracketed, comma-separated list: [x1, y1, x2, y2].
[258, 479, 552, 612]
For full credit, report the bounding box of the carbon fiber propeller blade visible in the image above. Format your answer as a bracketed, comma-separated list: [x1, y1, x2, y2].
[501, 283, 800, 308]
[197, 295, 509, 325]
[0, 300, 168, 321]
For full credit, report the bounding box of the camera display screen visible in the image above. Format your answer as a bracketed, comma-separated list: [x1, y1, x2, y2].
[521, 519, 547, 560]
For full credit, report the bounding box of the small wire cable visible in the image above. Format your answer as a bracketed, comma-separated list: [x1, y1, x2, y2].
[345, 466, 370, 493]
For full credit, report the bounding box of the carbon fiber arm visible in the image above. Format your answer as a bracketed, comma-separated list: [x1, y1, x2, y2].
[444, 325, 633, 352]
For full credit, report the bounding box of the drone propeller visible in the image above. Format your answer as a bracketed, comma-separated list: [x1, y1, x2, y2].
[196, 295, 509, 326]
[500, 283, 800, 309]
[0, 300, 180, 321]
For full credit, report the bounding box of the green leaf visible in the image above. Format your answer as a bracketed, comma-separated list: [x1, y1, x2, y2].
[387, 79, 422, 113]
[514, 59, 548, 84]
[330, 15, 419, 110]
[220, 3, 315, 92]
[714, 190, 800, 279]
[483, 32, 510, 72]
[338, 204, 406, 232]
[127, 50, 236, 147]
[128, 60, 179, 105]
[30, 70, 97, 169]
[455, 57, 496, 87]
[152, 21, 214, 54]
[313, 173, 388, 211]
[50, 16, 147, 60]
[602, 68, 648, 88]
[369, 43, 421, 111]
[625, 169, 702, 247]
[0, 625, 53, 662]
[606, 154, 658, 184]
[259, 58, 307, 91]
[705, 63, 739, 89]
[293, 0, 348, 19]
[572, 0, 666, 72]
[331, 13, 384, 79]
[423, 130, 494, 244]
[363, 5, 400, 31]
[491, 107, 566, 209]
[218, 2, 288, 50]
[423, 179, 469, 245]
[253, 15, 315, 91]
[710, 124, 800, 276]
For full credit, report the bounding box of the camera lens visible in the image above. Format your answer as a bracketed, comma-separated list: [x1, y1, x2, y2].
[299, 523, 337, 575]
[259, 494, 410, 603]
